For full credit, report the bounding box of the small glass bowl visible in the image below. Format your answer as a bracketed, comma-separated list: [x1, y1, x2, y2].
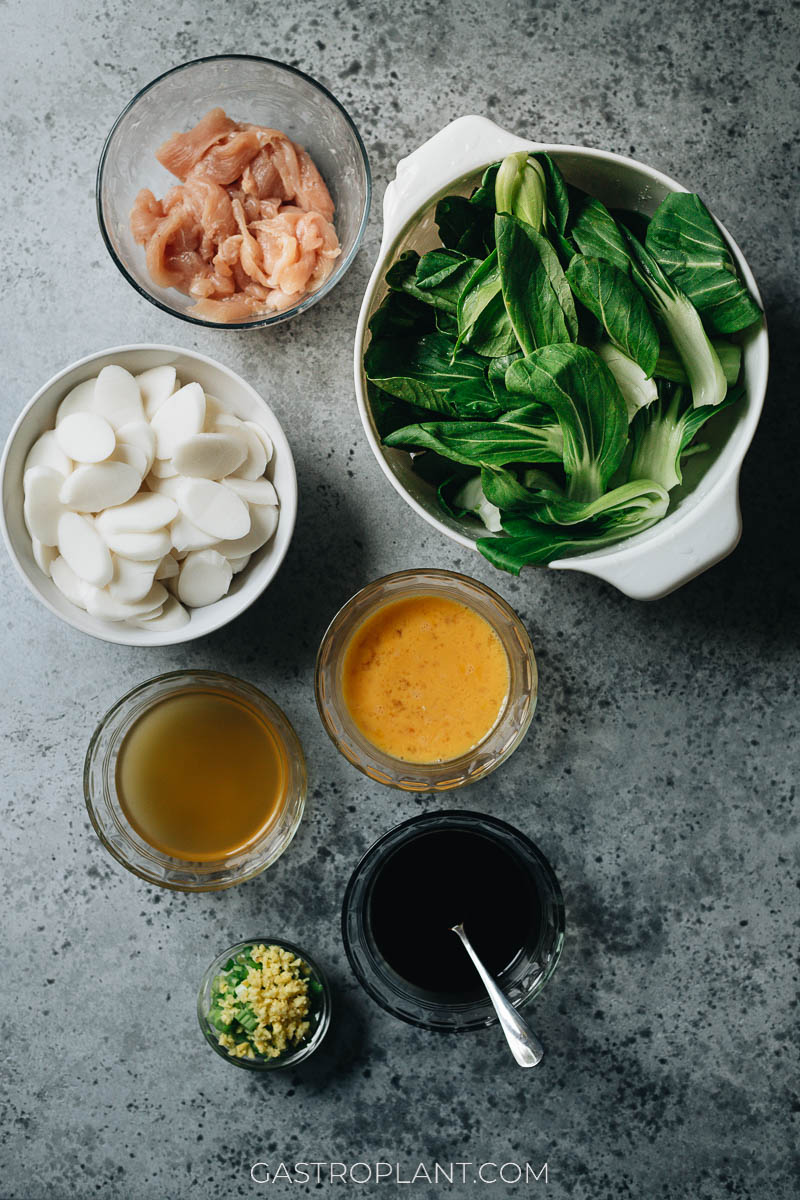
[97, 54, 371, 329]
[315, 569, 537, 791]
[197, 938, 331, 1071]
[342, 810, 565, 1032]
[84, 670, 306, 891]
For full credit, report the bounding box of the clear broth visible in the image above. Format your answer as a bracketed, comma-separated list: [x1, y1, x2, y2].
[116, 687, 287, 862]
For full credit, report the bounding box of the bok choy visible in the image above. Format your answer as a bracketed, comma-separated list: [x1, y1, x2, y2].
[629, 383, 744, 492]
[364, 150, 761, 574]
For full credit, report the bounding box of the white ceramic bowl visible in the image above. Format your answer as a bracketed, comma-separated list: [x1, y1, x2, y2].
[354, 116, 769, 600]
[1, 345, 297, 645]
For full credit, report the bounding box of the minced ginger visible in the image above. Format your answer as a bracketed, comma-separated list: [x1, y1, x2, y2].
[210, 943, 313, 1061]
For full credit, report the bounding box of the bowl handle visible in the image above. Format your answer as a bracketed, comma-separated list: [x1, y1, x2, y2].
[381, 115, 538, 251]
[553, 474, 743, 600]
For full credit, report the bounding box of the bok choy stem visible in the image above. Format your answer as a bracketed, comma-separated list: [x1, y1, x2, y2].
[494, 153, 548, 233]
[623, 230, 727, 409]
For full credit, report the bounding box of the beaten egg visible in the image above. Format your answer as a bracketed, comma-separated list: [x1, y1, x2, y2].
[341, 594, 510, 764]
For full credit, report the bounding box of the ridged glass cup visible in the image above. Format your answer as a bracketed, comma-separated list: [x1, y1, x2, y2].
[315, 569, 537, 791]
[197, 937, 331, 1071]
[84, 670, 306, 891]
[342, 811, 565, 1032]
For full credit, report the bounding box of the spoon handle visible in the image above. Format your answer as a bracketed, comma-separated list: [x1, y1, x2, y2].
[451, 924, 544, 1068]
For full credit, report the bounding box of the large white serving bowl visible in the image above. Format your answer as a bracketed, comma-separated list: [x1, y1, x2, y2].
[354, 116, 769, 601]
[1, 345, 297, 645]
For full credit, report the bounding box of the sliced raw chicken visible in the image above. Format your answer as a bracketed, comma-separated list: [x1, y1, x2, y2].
[190, 295, 273, 322]
[130, 190, 166, 243]
[156, 107, 237, 180]
[296, 148, 336, 222]
[130, 108, 340, 322]
[192, 129, 265, 186]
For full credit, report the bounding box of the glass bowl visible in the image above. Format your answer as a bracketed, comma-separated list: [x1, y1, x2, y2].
[341, 810, 565, 1032]
[84, 670, 306, 890]
[97, 54, 371, 329]
[315, 569, 537, 791]
[197, 937, 331, 1071]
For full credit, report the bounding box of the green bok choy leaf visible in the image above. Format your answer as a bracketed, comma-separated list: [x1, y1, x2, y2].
[565, 256, 660, 376]
[386, 249, 482, 315]
[364, 332, 492, 417]
[645, 192, 762, 333]
[505, 344, 628, 501]
[456, 250, 518, 357]
[495, 213, 578, 353]
[623, 228, 728, 410]
[383, 416, 564, 468]
[569, 197, 727, 409]
[476, 476, 670, 573]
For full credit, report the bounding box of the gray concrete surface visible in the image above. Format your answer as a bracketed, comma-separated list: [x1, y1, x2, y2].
[1, 1, 798, 1197]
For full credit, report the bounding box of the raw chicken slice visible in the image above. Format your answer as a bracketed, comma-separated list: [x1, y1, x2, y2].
[269, 138, 302, 203]
[183, 179, 237, 256]
[130, 190, 166, 243]
[231, 199, 270, 287]
[191, 129, 265, 186]
[296, 147, 335, 222]
[190, 295, 275, 322]
[241, 147, 284, 200]
[129, 108, 341, 323]
[142, 205, 191, 289]
[156, 107, 237, 180]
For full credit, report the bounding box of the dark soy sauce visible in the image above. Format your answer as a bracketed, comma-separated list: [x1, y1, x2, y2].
[368, 828, 539, 998]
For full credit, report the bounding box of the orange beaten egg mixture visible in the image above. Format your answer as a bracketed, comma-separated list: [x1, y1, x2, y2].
[341, 594, 510, 763]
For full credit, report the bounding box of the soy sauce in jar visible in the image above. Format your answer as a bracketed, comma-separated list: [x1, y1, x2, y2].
[367, 827, 539, 998]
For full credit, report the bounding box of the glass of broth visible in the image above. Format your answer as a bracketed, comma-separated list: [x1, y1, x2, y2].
[84, 671, 306, 890]
[342, 811, 564, 1031]
[315, 569, 537, 790]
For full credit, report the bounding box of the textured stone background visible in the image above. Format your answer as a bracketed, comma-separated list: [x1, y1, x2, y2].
[1, 1, 798, 1197]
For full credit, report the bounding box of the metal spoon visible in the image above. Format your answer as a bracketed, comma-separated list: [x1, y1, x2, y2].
[450, 922, 544, 1068]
